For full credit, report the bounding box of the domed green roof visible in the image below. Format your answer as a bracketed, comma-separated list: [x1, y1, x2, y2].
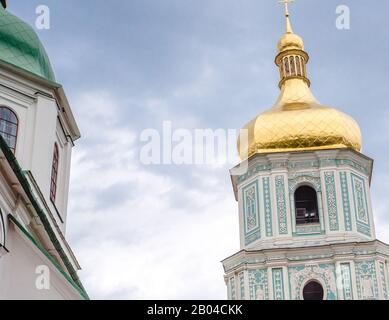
[0, 7, 55, 81]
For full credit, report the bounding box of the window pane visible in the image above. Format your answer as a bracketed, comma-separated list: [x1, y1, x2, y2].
[50, 144, 60, 203]
[295, 186, 319, 224]
[0, 107, 18, 153]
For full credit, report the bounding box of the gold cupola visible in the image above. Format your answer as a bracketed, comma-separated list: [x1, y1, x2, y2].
[238, 2, 362, 159]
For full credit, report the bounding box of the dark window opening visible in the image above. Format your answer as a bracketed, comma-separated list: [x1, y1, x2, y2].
[295, 186, 319, 225]
[50, 143, 59, 203]
[284, 58, 290, 76]
[0, 107, 18, 153]
[303, 281, 324, 300]
[290, 56, 296, 76]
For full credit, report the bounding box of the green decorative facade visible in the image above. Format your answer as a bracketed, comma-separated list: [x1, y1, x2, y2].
[223, 149, 389, 300]
[222, 3, 389, 301]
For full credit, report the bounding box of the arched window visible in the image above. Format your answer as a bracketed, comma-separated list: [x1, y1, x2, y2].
[295, 186, 319, 224]
[50, 144, 59, 203]
[0, 107, 18, 153]
[303, 281, 324, 300]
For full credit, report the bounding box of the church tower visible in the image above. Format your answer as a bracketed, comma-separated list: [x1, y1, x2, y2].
[0, 4, 87, 299]
[222, 2, 389, 300]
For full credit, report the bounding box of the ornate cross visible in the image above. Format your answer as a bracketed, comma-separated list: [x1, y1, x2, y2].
[1, 0, 7, 9]
[279, 0, 294, 16]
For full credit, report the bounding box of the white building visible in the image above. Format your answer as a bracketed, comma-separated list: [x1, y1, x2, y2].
[222, 4, 389, 300]
[0, 3, 88, 299]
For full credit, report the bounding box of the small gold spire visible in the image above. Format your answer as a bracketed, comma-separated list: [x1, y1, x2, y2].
[237, 0, 362, 159]
[279, 0, 294, 33]
[276, 0, 307, 87]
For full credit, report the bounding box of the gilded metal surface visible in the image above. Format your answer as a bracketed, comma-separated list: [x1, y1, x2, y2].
[0, 7, 55, 81]
[238, 79, 362, 158]
[277, 32, 304, 52]
[238, 5, 362, 159]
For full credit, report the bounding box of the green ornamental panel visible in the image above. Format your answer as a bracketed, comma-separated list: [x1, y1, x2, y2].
[248, 269, 269, 300]
[351, 173, 371, 237]
[355, 261, 379, 300]
[239, 272, 245, 300]
[379, 262, 388, 300]
[340, 172, 353, 231]
[324, 172, 339, 231]
[229, 276, 236, 300]
[242, 181, 261, 245]
[340, 263, 353, 300]
[272, 268, 285, 300]
[262, 177, 273, 237]
[275, 175, 288, 235]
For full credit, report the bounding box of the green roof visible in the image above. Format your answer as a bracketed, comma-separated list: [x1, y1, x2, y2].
[0, 7, 55, 81]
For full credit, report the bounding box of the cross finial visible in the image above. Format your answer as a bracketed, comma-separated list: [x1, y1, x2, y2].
[278, 0, 295, 33]
[279, 0, 294, 17]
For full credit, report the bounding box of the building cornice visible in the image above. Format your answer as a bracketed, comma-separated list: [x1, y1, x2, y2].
[0, 59, 81, 141]
[222, 240, 389, 274]
[230, 148, 374, 200]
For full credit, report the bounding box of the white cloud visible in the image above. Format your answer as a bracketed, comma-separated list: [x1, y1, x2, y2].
[67, 92, 239, 299]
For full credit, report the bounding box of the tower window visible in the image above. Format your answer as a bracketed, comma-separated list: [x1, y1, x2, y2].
[295, 186, 319, 224]
[290, 56, 296, 76]
[303, 281, 324, 300]
[301, 57, 307, 77]
[0, 107, 18, 153]
[50, 143, 59, 203]
[284, 57, 290, 76]
[296, 56, 302, 76]
[280, 61, 285, 78]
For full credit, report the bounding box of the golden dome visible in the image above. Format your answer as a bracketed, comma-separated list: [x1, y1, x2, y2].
[238, 80, 362, 159]
[277, 32, 304, 52]
[238, 4, 362, 160]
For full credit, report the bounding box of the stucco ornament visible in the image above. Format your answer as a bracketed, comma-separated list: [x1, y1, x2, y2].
[289, 264, 337, 300]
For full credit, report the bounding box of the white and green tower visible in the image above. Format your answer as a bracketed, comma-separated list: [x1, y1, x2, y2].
[222, 2, 389, 300]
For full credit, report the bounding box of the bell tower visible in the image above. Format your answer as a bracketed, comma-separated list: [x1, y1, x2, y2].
[222, 2, 389, 300]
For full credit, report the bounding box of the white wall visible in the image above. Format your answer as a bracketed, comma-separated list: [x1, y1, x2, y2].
[0, 225, 82, 300]
[0, 81, 73, 233]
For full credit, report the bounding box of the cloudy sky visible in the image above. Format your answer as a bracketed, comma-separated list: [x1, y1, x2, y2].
[8, 0, 389, 299]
